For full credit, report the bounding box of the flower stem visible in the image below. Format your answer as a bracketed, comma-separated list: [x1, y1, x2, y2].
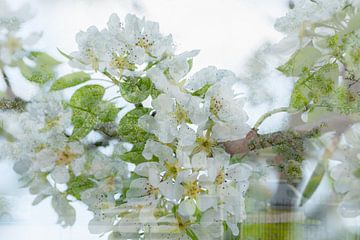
[253, 107, 294, 130]
[102, 70, 120, 85]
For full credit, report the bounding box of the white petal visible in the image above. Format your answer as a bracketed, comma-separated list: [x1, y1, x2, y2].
[178, 199, 196, 216]
[51, 166, 70, 184]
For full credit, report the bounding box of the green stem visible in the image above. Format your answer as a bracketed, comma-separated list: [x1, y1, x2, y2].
[185, 228, 199, 240]
[106, 95, 122, 102]
[253, 107, 294, 130]
[102, 70, 120, 85]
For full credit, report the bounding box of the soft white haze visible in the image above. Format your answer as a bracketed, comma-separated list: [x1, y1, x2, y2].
[0, 0, 289, 239]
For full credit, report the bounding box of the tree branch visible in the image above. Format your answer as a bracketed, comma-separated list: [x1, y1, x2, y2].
[224, 127, 321, 156]
[225, 113, 360, 156]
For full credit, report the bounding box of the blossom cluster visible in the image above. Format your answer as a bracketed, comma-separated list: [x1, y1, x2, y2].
[65, 13, 253, 238]
[0, 11, 253, 239]
[0, 91, 129, 227]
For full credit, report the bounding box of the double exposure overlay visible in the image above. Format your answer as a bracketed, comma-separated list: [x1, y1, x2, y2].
[2, 0, 360, 239]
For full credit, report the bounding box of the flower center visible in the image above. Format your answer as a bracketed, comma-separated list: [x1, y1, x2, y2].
[164, 161, 180, 179]
[41, 116, 61, 132]
[56, 146, 78, 165]
[215, 170, 225, 185]
[193, 136, 216, 156]
[6, 36, 21, 53]
[144, 182, 159, 196]
[210, 96, 222, 118]
[174, 103, 190, 124]
[183, 181, 201, 199]
[136, 35, 153, 50]
[110, 54, 135, 71]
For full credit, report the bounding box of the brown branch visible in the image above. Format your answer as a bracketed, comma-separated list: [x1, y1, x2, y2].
[224, 113, 360, 156]
[224, 127, 321, 156]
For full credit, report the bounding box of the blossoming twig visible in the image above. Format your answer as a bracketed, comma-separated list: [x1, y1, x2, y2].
[253, 107, 297, 130]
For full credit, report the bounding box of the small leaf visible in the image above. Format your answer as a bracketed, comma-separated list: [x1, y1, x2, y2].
[51, 72, 91, 91]
[70, 85, 105, 110]
[290, 63, 339, 110]
[277, 46, 322, 77]
[69, 85, 105, 141]
[17, 52, 60, 84]
[17, 60, 55, 84]
[121, 150, 148, 165]
[66, 174, 95, 200]
[120, 143, 159, 164]
[118, 107, 153, 143]
[29, 51, 61, 67]
[96, 101, 120, 122]
[120, 76, 152, 103]
[192, 84, 211, 98]
[300, 162, 325, 206]
[69, 113, 98, 141]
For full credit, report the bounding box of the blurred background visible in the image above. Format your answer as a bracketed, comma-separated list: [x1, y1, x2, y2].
[0, 0, 291, 239]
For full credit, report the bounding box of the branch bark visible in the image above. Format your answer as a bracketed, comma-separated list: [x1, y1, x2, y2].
[224, 113, 359, 156]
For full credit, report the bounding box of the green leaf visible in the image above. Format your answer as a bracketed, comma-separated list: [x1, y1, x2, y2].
[51, 72, 91, 91]
[29, 51, 61, 67]
[69, 85, 105, 141]
[118, 107, 153, 143]
[151, 86, 162, 98]
[68, 85, 120, 140]
[120, 76, 152, 103]
[120, 142, 159, 165]
[300, 162, 325, 206]
[192, 84, 211, 98]
[70, 85, 105, 109]
[66, 174, 95, 200]
[17, 52, 60, 84]
[277, 46, 322, 77]
[121, 150, 148, 165]
[69, 112, 98, 141]
[290, 63, 339, 110]
[96, 101, 121, 122]
[17, 60, 55, 84]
